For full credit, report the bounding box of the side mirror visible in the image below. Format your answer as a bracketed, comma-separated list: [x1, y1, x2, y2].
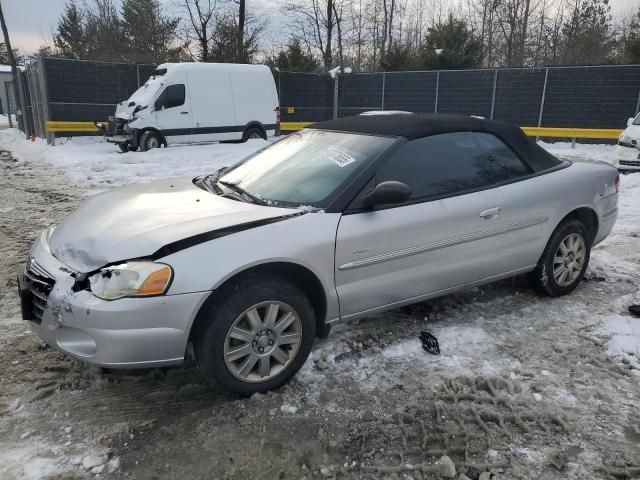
[362, 181, 411, 208]
[627, 117, 634, 127]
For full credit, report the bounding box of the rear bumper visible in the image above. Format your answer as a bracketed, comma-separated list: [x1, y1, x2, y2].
[21, 230, 210, 368]
[614, 145, 640, 170]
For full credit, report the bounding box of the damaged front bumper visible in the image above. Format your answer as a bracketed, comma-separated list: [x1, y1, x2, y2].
[18, 230, 210, 368]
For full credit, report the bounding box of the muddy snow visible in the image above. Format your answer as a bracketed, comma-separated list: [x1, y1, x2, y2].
[0, 130, 639, 479]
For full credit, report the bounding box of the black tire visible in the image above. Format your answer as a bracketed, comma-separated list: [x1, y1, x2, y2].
[194, 274, 315, 395]
[241, 126, 266, 142]
[527, 218, 592, 297]
[118, 143, 130, 153]
[140, 131, 162, 151]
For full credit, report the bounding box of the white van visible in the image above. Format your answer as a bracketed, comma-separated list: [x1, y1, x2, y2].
[615, 114, 640, 171]
[106, 63, 280, 152]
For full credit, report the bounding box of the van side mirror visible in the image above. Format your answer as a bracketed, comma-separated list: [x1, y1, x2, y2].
[362, 181, 411, 208]
[628, 117, 634, 127]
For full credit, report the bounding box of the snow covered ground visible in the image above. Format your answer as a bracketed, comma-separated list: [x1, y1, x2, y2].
[0, 129, 639, 479]
[0, 130, 268, 191]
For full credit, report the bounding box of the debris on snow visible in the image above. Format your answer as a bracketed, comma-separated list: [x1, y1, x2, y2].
[436, 455, 457, 477]
[280, 404, 298, 414]
[82, 454, 108, 470]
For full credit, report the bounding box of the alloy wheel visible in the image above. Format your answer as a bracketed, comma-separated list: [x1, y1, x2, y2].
[553, 233, 586, 287]
[223, 301, 302, 382]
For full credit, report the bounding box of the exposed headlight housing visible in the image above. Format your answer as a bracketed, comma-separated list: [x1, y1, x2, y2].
[89, 261, 173, 300]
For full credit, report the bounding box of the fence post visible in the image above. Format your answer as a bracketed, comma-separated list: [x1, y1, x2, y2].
[434, 71, 440, 113]
[538, 68, 549, 128]
[37, 56, 55, 145]
[333, 72, 339, 119]
[490, 69, 498, 119]
[4, 82, 12, 128]
[381, 72, 386, 110]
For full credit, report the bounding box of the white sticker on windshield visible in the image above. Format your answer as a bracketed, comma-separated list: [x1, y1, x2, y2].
[326, 147, 357, 167]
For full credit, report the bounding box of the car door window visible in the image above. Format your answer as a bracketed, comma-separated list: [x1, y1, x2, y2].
[375, 131, 532, 201]
[155, 84, 185, 110]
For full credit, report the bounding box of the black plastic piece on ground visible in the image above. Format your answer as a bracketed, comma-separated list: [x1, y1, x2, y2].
[464, 467, 481, 480]
[629, 304, 640, 318]
[419, 331, 440, 355]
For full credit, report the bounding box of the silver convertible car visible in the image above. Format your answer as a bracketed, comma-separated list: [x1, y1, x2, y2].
[19, 114, 619, 394]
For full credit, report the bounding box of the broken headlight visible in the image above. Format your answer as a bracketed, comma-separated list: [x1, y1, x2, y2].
[89, 261, 173, 300]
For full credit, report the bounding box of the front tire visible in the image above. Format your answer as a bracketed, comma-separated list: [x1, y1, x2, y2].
[527, 219, 591, 296]
[140, 131, 162, 151]
[194, 275, 315, 395]
[118, 143, 130, 153]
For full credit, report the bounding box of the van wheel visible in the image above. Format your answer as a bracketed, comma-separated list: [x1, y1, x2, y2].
[527, 219, 591, 297]
[194, 275, 315, 395]
[140, 131, 162, 151]
[242, 127, 266, 142]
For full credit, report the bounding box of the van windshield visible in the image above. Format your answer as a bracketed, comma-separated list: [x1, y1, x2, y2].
[218, 130, 396, 207]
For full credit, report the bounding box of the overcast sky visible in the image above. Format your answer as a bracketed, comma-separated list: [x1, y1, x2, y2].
[2, 0, 639, 54]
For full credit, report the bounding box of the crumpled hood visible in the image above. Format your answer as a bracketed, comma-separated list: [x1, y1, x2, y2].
[48, 177, 294, 273]
[115, 102, 137, 121]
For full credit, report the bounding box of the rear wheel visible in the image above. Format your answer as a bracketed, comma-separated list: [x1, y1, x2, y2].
[194, 275, 315, 395]
[140, 131, 162, 151]
[527, 219, 591, 296]
[241, 126, 266, 142]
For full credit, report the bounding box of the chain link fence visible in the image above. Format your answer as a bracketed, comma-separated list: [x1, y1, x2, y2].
[12, 57, 640, 143]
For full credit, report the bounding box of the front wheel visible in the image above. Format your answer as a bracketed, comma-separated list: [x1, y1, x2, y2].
[194, 275, 315, 395]
[527, 219, 591, 296]
[140, 131, 162, 151]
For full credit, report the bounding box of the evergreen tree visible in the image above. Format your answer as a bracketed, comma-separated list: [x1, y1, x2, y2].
[380, 44, 420, 71]
[623, 7, 640, 64]
[558, 0, 613, 65]
[209, 14, 262, 63]
[84, 0, 127, 62]
[420, 15, 483, 70]
[121, 0, 181, 63]
[54, 1, 86, 59]
[267, 39, 320, 72]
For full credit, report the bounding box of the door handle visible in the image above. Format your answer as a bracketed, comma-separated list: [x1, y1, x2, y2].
[480, 207, 501, 219]
[180, 111, 189, 114]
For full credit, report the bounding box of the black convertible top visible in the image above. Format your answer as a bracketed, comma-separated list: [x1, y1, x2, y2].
[307, 113, 562, 172]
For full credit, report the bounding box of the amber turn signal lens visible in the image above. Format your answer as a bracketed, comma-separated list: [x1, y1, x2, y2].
[136, 266, 172, 296]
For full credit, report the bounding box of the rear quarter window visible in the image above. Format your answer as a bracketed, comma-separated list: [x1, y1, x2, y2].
[376, 131, 532, 200]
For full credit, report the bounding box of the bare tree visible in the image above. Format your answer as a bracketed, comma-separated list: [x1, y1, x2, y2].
[284, 0, 336, 70]
[183, 0, 216, 61]
[237, 0, 245, 59]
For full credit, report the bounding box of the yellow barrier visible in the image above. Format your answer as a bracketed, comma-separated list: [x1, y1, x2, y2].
[46, 120, 623, 141]
[281, 121, 622, 140]
[520, 126, 622, 140]
[46, 121, 107, 133]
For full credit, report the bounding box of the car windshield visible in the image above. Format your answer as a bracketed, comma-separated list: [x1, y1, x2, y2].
[218, 130, 396, 207]
[633, 113, 640, 126]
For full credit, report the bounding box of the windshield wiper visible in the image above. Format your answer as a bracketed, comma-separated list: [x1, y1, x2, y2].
[194, 167, 230, 194]
[218, 180, 268, 206]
